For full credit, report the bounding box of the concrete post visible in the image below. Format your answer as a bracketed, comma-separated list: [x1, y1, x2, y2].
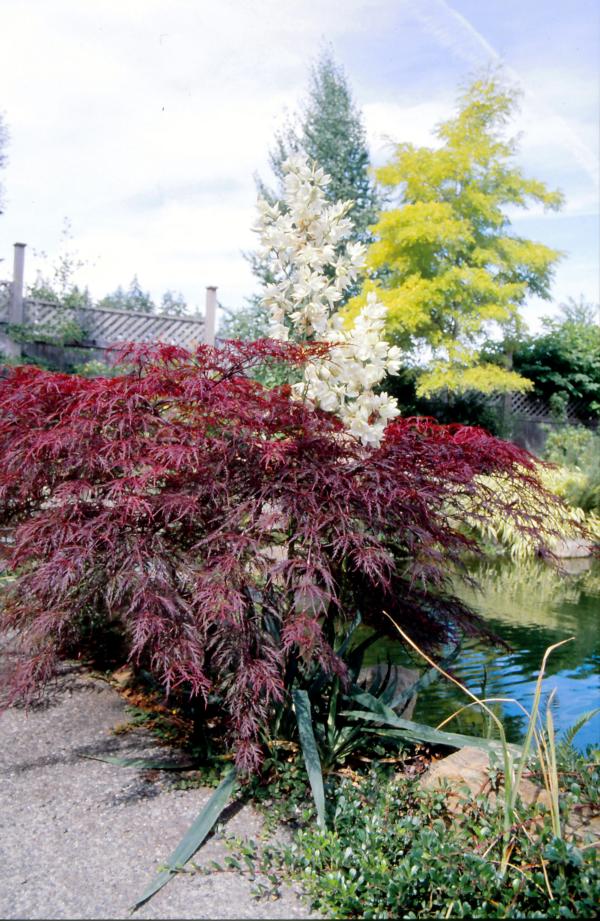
[204, 285, 217, 346]
[1, 243, 26, 359]
[9, 243, 26, 324]
[501, 348, 514, 438]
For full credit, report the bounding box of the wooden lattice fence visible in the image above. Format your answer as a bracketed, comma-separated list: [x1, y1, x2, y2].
[488, 392, 596, 453]
[489, 390, 591, 425]
[0, 280, 10, 314]
[1, 241, 209, 364]
[20, 298, 205, 351]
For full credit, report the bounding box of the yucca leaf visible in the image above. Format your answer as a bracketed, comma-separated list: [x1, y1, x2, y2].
[326, 679, 341, 753]
[331, 726, 366, 761]
[344, 708, 519, 755]
[293, 689, 326, 829]
[336, 610, 362, 659]
[343, 690, 521, 756]
[345, 634, 379, 683]
[132, 767, 238, 911]
[82, 754, 196, 771]
[382, 640, 462, 713]
[309, 611, 363, 696]
[365, 661, 392, 699]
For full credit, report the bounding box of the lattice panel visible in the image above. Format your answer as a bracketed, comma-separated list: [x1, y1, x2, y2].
[24, 300, 60, 325]
[22, 299, 205, 350]
[0, 280, 11, 319]
[489, 391, 588, 423]
[79, 306, 205, 349]
[510, 391, 549, 419]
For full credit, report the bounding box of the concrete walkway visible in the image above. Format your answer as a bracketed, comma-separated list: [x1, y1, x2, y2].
[0, 667, 314, 920]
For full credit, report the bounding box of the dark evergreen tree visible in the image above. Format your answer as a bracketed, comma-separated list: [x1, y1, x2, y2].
[98, 276, 156, 314]
[223, 50, 379, 341]
[262, 50, 379, 242]
[160, 290, 189, 316]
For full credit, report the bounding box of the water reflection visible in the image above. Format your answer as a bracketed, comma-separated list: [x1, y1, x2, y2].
[365, 559, 600, 751]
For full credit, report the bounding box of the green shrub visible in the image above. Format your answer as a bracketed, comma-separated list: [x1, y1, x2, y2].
[453, 467, 598, 559]
[275, 766, 600, 919]
[544, 426, 599, 469]
[543, 427, 600, 515]
[7, 316, 86, 348]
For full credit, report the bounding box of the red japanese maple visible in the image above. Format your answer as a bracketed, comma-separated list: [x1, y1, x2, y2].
[0, 341, 559, 769]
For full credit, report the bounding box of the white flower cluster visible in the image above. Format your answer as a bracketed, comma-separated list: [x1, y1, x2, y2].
[255, 155, 401, 447]
[300, 293, 402, 445]
[255, 157, 365, 340]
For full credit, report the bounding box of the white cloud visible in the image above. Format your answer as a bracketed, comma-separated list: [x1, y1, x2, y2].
[0, 0, 597, 323]
[414, 0, 598, 187]
[363, 99, 449, 160]
[1, 0, 340, 306]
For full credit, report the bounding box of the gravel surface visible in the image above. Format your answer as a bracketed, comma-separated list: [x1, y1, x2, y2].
[0, 667, 316, 920]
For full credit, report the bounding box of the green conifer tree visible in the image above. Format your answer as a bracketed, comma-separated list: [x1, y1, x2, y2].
[222, 50, 378, 340]
[98, 276, 156, 314]
[261, 50, 379, 242]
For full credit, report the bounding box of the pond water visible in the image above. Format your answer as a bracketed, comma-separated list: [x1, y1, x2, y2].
[366, 558, 600, 753]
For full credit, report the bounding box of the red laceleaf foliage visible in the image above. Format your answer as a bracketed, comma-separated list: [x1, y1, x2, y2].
[0, 341, 558, 769]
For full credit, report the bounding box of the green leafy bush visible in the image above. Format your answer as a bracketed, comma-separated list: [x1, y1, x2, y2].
[543, 427, 600, 516]
[452, 468, 595, 560]
[544, 426, 599, 469]
[511, 300, 600, 420]
[7, 316, 86, 348]
[276, 767, 599, 919]
[453, 426, 600, 557]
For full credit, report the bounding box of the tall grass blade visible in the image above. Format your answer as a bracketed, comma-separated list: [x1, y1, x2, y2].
[510, 637, 574, 811]
[382, 615, 576, 876]
[381, 616, 521, 869]
[544, 690, 561, 838]
[293, 689, 326, 829]
[132, 767, 238, 910]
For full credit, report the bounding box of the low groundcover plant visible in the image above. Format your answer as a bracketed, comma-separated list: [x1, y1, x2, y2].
[265, 763, 599, 919]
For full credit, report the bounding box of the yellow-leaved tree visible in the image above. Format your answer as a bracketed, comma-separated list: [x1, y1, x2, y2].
[345, 75, 564, 397]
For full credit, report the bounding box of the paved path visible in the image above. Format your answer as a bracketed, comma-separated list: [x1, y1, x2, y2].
[0, 667, 314, 920]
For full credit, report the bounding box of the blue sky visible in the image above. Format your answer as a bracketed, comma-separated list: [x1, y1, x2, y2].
[0, 0, 598, 330]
